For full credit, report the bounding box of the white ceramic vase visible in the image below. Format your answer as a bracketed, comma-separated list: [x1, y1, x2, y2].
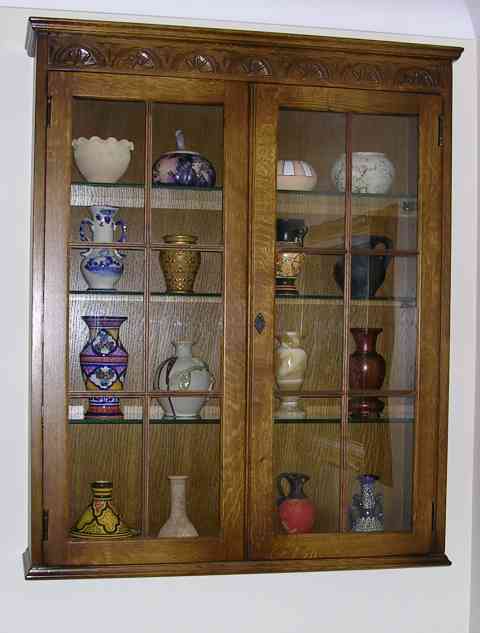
[275, 331, 307, 392]
[331, 152, 395, 194]
[72, 136, 134, 183]
[155, 341, 214, 418]
[158, 476, 198, 538]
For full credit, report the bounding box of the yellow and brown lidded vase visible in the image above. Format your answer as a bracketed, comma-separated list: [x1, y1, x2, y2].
[70, 480, 134, 539]
[159, 234, 201, 294]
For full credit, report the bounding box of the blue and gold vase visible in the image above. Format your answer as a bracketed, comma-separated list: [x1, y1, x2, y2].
[79, 316, 128, 419]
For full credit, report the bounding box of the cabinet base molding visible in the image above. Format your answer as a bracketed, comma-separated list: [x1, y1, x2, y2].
[23, 548, 451, 580]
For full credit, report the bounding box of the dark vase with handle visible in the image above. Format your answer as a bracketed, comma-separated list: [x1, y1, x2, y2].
[334, 234, 393, 298]
[276, 218, 309, 246]
[349, 327, 386, 418]
[276, 472, 315, 534]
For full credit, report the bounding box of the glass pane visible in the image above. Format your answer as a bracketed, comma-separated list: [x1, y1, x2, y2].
[277, 109, 346, 249]
[275, 255, 344, 391]
[71, 98, 145, 244]
[351, 114, 418, 251]
[347, 397, 414, 532]
[151, 104, 223, 245]
[149, 397, 221, 537]
[274, 398, 341, 534]
[349, 257, 417, 393]
[69, 397, 143, 538]
[69, 294, 145, 393]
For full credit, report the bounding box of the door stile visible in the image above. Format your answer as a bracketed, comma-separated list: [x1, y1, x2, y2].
[411, 94, 443, 548]
[43, 73, 73, 564]
[221, 81, 249, 559]
[248, 84, 279, 559]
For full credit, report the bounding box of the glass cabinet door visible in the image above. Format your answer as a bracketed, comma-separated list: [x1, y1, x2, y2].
[43, 72, 248, 566]
[249, 85, 442, 559]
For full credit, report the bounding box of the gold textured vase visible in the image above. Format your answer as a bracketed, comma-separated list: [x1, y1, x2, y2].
[275, 243, 305, 294]
[160, 234, 201, 294]
[70, 480, 134, 539]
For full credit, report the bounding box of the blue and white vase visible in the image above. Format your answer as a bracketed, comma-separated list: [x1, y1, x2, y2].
[79, 205, 126, 291]
[80, 248, 124, 291]
[350, 474, 384, 532]
[80, 205, 127, 243]
[152, 130, 216, 188]
[79, 316, 129, 419]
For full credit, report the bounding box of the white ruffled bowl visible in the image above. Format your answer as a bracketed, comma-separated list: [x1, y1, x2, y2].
[72, 136, 134, 183]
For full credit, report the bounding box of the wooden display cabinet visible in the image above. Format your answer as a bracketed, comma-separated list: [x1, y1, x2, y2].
[24, 17, 462, 578]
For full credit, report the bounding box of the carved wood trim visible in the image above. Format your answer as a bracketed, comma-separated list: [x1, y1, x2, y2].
[45, 34, 452, 93]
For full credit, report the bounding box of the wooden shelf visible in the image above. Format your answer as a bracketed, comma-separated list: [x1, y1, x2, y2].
[69, 418, 221, 424]
[274, 417, 414, 424]
[69, 290, 223, 303]
[70, 182, 416, 217]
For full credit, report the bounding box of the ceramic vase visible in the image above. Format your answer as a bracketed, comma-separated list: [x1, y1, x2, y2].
[331, 152, 395, 194]
[152, 129, 216, 187]
[350, 474, 384, 532]
[275, 332, 307, 392]
[159, 234, 201, 294]
[275, 395, 306, 420]
[333, 234, 393, 299]
[276, 218, 308, 245]
[79, 316, 129, 419]
[154, 341, 214, 419]
[80, 206, 126, 292]
[72, 137, 134, 183]
[349, 327, 385, 418]
[80, 206, 127, 243]
[275, 246, 305, 295]
[277, 160, 317, 191]
[277, 472, 315, 534]
[70, 480, 134, 538]
[158, 476, 199, 538]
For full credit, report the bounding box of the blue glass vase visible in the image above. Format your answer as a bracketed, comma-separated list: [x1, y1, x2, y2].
[350, 474, 384, 532]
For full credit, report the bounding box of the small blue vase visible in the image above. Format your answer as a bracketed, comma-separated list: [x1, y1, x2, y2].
[350, 474, 384, 532]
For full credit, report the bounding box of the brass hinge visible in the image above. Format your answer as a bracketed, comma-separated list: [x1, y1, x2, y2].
[431, 499, 436, 533]
[438, 115, 444, 147]
[42, 509, 49, 541]
[46, 96, 52, 128]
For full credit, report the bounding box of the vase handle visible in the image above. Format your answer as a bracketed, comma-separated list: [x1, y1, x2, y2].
[114, 219, 127, 243]
[370, 235, 393, 266]
[80, 218, 93, 241]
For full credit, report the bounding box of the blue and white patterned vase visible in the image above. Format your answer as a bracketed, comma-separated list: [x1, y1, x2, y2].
[350, 474, 384, 532]
[80, 205, 127, 243]
[152, 130, 216, 187]
[80, 205, 126, 291]
[79, 316, 129, 419]
[80, 248, 124, 291]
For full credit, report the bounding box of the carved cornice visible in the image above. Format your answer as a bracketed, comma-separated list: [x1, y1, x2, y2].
[45, 32, 451, 93]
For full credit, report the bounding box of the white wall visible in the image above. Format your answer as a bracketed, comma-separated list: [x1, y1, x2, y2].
[0, 7, 477, 633]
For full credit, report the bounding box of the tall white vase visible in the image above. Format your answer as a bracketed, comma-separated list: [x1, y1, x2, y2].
[158, 476, 198, 538]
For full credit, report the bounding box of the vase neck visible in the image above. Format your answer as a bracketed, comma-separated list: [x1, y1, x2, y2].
[168, 476, 188, 516]
[351, 328, 381, 353]
[174, 341, 193, 358]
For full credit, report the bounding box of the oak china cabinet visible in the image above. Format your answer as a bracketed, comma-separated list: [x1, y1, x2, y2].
[24, 16, 462, 579]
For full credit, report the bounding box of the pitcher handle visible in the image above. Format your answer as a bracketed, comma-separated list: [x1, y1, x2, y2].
[114, 219, 127, 243]
[79, 218, 93, 242]
[370, 235, 393, 266]
[276, 473, 292, 505]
